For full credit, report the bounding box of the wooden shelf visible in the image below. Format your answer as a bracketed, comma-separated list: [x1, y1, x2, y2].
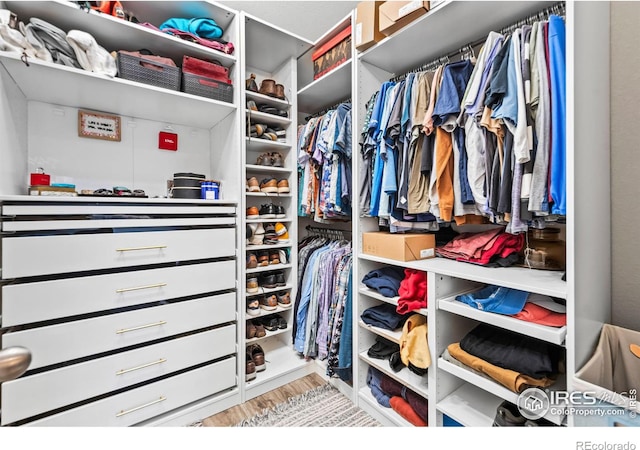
[0, 53, 236, 129]
[438, 357, 566, 426]
[246, 263, 292, 274]
[438, 293, 567, 346]
[246, 284, 293, 298]
[437, 383, 503, 427]
[359, 352, 429, 400]
[358, 320, 401, 344]
[4, 0, 238, 67]
[246, 217, 294, 224]
[358, 253, 567, 299]
[358, 286, 427, 316]
[246, 91, 292, 109]
[245, 165, 293, 174]
[245, 138, 292, 153]
[246, 110, 292, 127]
[359, 0, 554, 75]
[246, 326, 291, 345]
[297, 59, 352, 114]
[244, 343, 310, 391]
[357, 387, 415, 427]
[245, 243, 292, 251]
[246, 192, 292, 198]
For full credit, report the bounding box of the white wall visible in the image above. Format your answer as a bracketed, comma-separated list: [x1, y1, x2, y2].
[611, 2, 640, 331]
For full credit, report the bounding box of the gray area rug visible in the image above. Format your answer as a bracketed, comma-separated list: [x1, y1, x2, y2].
[235, 383, 382, 427]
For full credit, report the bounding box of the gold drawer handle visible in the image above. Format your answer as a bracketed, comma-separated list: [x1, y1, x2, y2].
[115, 245, 167, 252]
[116, 396, 166, 417]
[116, 283, 167, 293]
[116, 358, 167, 376]
[116, 320, 167, 334]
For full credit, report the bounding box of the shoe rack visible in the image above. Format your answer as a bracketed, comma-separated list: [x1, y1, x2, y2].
[239, 12, 316, 401]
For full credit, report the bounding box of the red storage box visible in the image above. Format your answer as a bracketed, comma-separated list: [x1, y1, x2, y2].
[312, 25, 352, 80]
[182, 56, 232, 85]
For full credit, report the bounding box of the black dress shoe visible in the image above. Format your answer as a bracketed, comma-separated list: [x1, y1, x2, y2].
[259, 273, 277, 289]
[275, 271, 286, 286]
[259, 204, 276, 219]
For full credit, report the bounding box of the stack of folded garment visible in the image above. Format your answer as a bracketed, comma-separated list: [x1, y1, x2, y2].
[443, 323, 564, 393]
[397, 269, 428, 314]
[436, 227, 524, 267]
[389, 314, 430, 376]
[366, 366, 428, 426]
[361, 267, 405, 298]
[456, 285, 566, 327]
[361, 303, 408, 331]
[367, 335, 399, 361]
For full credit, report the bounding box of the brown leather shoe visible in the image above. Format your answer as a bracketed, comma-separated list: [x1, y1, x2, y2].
[252, 319, 266, 338]
[260, 294, 278, 311]
[275, 83, 285, 100]
[249, 344, 265, 371]
[246, 320, 257, 339]
[277, 291, 291, 308]
[260, 178, 278, 193]
[259, 79, 276, 97]
[269, 250, 280, 265]
[257, 250, 270, 267]
[277, 179, 290, 193]
[246, 206, 259, 219]
[246, 252, 258, 269]
[246, 353, 257, 381]
[247, 177, 260, 192]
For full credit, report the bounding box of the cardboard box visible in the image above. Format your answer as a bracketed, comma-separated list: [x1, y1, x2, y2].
[312, 25, 352, 80]
[363, 232, 435, 262]
[355, 1, 385, 52]
[378, 1, 430, 36]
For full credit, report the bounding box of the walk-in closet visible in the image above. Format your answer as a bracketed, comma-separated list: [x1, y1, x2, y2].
[0, 0, 636, 437]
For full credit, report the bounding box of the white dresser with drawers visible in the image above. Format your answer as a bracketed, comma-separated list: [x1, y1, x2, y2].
[0, 196, 240, 426]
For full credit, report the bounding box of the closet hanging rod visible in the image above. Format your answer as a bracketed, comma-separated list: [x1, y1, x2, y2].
[304, 98, 351, 122]
[305, 224, 352, 240]
[388, 1, 565, 83]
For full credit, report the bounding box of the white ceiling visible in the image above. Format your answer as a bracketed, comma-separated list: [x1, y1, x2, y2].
[219, 1, 359, 42]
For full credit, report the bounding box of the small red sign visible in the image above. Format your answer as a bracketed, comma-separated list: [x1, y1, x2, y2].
[159, 132, 178, 151]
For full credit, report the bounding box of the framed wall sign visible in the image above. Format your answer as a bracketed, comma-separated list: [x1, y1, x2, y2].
[78, 110, 121, 141]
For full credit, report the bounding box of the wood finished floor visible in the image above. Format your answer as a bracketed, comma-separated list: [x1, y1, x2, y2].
[201, 372, 327, 427]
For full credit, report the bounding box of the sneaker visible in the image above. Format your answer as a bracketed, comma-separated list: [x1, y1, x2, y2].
[259, 273, 277, 289]
[274, 271, 286, 287]
[246, 252, 258, 269]
[259, 203, 276, 219]
[262, 315, 279, 331]
[246, 276, 259, 294]
[248, 223, 265, 245]
[260, 294, 277, 311]
[271, 152, 284, 167]
[256, 152, 273, 166]
[246, 352, 257, 381]
[246, 206, 260, 219]
[275, 223, 289, 243]
[249, 124, 267, 138]
[246, 297, 260, 316]
[257, 250, 270, 267]
[277, 291, 291, 308]
[492, 401, 526, 427]
[260, 178, 278, 193]
[247, 177, 260, 192]
[275, 204, 286, 219]
[246, 100, 258, 111]
[263, 223, 279, 245]
[278, 249, 288, 265]
[262, 128, 278, 141]
[269, 250, 280, 265]
[246, 224, 253, 245]
[277, 179, 290, 193]
[248, 344, 265, 372]
[275, 314, 288, 329]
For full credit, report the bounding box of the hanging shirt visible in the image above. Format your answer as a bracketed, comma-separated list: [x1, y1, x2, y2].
[369, 81, 395, 217]
[548, 15, 566, 216]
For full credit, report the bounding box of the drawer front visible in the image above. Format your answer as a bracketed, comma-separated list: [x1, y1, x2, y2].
[2, 293, 236, 370]
[2, 228, 236, 278]
[2, 260, 236, 326]
[1, 326, 235, 425]
[23, 357, 237, 427]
